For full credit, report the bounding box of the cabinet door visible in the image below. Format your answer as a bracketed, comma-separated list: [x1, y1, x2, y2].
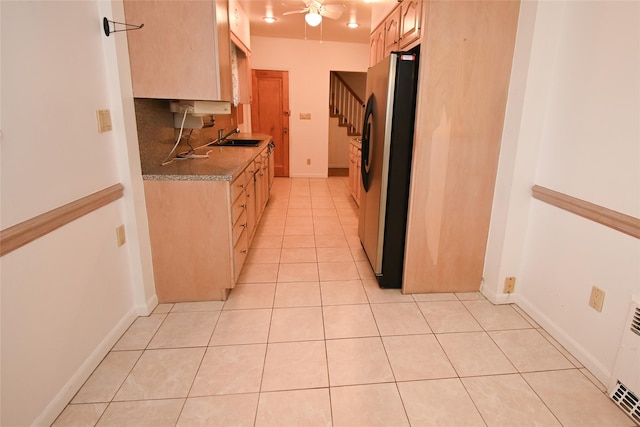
[260, 152, 269, 211]
[232, 226, 248, 282]
[253, 157, 263, 220]
[268, 149, 275, 189]
[231, 39, 252, 104]
[124, 0, 231, 101]
[245, 166, 257, 239]
[355, 147, 362, 205]
[369, 25, 385, 67]
[228, 0, 251, 50]
[399, 0, 422, 49]
[383, 8, 401, 57]
[348, 145, 357, 199]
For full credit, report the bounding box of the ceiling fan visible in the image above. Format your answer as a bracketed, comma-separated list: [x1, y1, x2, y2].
[283, 1, 346, 27]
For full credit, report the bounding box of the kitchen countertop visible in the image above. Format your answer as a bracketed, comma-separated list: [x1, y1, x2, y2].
[142, 133, 272, 182]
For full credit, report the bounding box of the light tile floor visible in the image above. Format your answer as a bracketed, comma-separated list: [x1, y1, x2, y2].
[54, 177, 634, 427]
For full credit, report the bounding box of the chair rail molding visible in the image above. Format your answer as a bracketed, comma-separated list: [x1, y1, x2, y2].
[532, 185, 640, 239]
[0, 183, 125, 256]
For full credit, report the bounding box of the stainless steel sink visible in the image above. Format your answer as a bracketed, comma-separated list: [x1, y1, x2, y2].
[220, 139, 262, 147]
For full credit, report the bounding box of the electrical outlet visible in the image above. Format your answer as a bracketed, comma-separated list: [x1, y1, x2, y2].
[503, 276, 516, 293]
[306, 158, 311, 165]
[116, 224, 126, 247]
[589, 286, 605, 312]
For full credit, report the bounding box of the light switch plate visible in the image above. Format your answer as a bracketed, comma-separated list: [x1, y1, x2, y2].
[299, 113, 311, 120]
[97, 109, 112, 133]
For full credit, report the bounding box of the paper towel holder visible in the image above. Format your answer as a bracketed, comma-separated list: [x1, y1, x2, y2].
[103, 17, 144, 37]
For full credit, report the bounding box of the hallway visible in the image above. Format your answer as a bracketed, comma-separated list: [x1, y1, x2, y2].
[53, 177, 632, 426]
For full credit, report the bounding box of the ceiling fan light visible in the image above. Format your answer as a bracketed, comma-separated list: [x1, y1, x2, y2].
[347, 22, 359, 28]
[305, 12, 322, 27]
[263, 16, 277, 24]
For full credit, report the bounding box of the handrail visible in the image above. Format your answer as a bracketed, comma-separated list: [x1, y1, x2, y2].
[332, 72, 364, 105]
[0, 183, 125, 256]
[330, 72, 365, 136]
[531, 185, 639, 239]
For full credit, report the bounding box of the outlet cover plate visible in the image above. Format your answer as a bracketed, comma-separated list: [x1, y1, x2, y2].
[589, 286, 605, 312]
[116, 225, 126, 247]
[504, 277, 516, 293]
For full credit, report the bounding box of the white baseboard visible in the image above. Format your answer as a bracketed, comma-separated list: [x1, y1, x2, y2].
[480, 283, 517, 305]
[33, 308, 138, 426]
[515, 295, 612, 386]
[289, 173, 329, 178]
[139, 293, 158, 316]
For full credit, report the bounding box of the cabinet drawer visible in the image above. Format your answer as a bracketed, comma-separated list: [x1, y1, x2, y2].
[233, 231, 248, 282]
[232, 210, 248, 247]
[230, 173, 246, 203]
[231, 190, 247, 225]
[245, 161, 258, 178]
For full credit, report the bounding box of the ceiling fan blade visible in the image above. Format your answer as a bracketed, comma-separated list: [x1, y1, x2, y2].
[282, 8, 309, 16]
[320, 4, 345, 20]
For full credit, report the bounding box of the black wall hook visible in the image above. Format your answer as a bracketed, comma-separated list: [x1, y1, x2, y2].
[103, 17, 144, 37]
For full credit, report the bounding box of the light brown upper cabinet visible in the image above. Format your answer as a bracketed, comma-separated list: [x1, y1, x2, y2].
[369, 25, 385, 67]
[229, 0, 252, 104]
[229, 0, 250, 50]
[123, 0, 232, 101]
[399, 0, 422, 50]
[383, 7, 401, 57]
[369, 0, 423, 66]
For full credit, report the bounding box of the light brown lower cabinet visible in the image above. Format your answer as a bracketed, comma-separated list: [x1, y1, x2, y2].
[144, 147, 270, 303]
[348, 142, 361, 206]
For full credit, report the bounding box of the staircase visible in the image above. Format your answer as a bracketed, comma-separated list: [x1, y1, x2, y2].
[329, 72, 365, 137]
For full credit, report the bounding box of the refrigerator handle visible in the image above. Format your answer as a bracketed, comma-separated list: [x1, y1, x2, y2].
[361, 94, 375, 192]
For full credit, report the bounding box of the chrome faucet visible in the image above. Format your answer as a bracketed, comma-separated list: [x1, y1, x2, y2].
[218, 127, 240, 143]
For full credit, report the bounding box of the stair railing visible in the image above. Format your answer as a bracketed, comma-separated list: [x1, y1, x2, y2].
[330, 72, 365, 136]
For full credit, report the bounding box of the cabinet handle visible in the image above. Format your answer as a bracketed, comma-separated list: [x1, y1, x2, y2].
[242, 223, 247, 228]
[239, 184, 245, 189]
[240, 204, 246, 209]
[241, 249, 248, 254]
[247, 193, 251, 198]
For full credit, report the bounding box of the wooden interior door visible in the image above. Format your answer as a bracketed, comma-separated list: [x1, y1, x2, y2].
[251, 70, 290, 177]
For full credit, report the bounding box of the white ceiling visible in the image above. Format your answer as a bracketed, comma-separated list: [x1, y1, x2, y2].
[237, 1, 375, 44]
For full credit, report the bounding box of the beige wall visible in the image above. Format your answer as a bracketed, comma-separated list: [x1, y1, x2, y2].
[250, 36, 368, 177]
[1, 1, 155, 425]
[484, 0, 640, 386]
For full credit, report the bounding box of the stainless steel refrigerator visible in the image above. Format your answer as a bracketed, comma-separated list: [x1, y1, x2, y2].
[358, 50, 419, 289]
